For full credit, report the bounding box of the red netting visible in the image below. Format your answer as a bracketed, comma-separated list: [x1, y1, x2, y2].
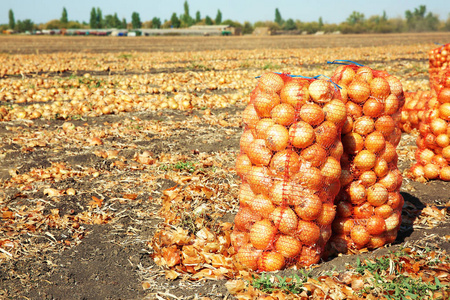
[429, 43, 450, 93]
[408, 86, 450, 182]
[233, 73, 345, 272]
[329, 65, 405, 254]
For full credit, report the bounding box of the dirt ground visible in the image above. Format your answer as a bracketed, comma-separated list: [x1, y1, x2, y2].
[0, 33, 449, 299]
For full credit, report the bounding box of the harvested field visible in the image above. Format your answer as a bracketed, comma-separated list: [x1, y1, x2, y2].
[0, 33, 449, 299]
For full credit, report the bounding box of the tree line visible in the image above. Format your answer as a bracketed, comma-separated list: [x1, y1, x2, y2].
[3, 2, 450, 34]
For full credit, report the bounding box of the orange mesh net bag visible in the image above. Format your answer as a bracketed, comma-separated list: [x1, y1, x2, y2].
[327, 63, 405, 253]
[429, 43, 450, 93]
[232, 72, 346, 272]
[409, 84, 450, 182]
[400, 91, 436, 133]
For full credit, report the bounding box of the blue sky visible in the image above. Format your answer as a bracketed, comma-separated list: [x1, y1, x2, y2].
[1, 0, 449, 25]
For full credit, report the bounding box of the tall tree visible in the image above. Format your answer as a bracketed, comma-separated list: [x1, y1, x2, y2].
[90, 7, 97, 28]
[170, 13, 180, 28]
[96, 7, 103, 28]
[131, 12, 141, 29]
[8, 9, 15, 29]
[60, 7, 68, 24]
[152, 17, 161, 28]
[275, 8, 283, 26]
[318, 17, 323, 28]
[205, 16, 213, 25]
[16, 19, 34, 32]
[121, 18, 127, 29]
[195, 11, 201, 23]
[215, 10, 222, 25]
[346, 11, 365, 25]
[180, 0, 193, 26]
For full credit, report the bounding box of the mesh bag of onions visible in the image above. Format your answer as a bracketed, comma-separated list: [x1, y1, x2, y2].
[400, 91, 436, 133]
[409, 85, 450, 182]
[327, 64, 405, 253]
[429, 43, 450, 93]
[232, 72, 346, 272]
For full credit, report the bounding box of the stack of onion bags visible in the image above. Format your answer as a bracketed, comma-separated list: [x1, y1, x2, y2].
[410, 85, 450, 181]
[400, 91, 436, 133]
[328, 65, 405, 253]
[429, 43, 450, 92]
[232, 72, 346, 272]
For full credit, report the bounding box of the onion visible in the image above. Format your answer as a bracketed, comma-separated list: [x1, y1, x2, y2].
[423, 163, 440, 180]
[342, 132, 364, 154]
[323, 99, 347, 126]
[363, 98, 384, 118]
[293, 193, 323, 221]
[436, 134, 450, 148]
[240, 129, 255, 154]
[387, 192, 403, 210]
[410, 163, 425, 180]
[270, 150, 300, 177]
[316, 202, 336, 226]
[329, 140, 344, 160]
[350, 225, 371, 247]
[374, 115, 395, 138]
[438, 103, 450, 121]
[246, 166, 272, 196]
[384, 94, 400, 115]
[432, 154, 448, 168]
[342, 116, 354, 134]
[355, 66, 374, 83]
[236, 243, 262, 270]
[368, 234, 387, 249]
[378, 170, 402, 192]
[375, 204, 394, 219]
[385, 75, 403, 97]
[275, 235, 302, 258]
[379, 142, 398, 164]
[270, 207, 298, 234]
[293, 164, 324, 191]
[348, 80, 370, 103]
[258, 251, 286, 272]
[366, 183, 389, 206]
[430, 118, 448, 136]
[239, 183, 255, 207]
[346, 101, 363, 120]
[354, 116, 375, 136]
[364, 131, 386, 153]
[353, 202, 374, 219]
[255, 118, 276, 139]
[332, 217, 355, 235]
[340, 168, 354, 187]
[336, 201, 353, 218]
[258, 72, 284, 94]
[359, 170, 377, 187]
[296, 220, 321, 245]
[289, 121, 315, 149]
[443, 146, 450, 161]
[348, 181, 367, 204]
[416, 148, 435, 165]
[387, 127, 402, 147]
[369, 77, 391, 100]
[230, 230, 250, 251]
[265, 124, 289, 151]
[300, 143, 328, 167]
[337, 66, 355, 86]
[234, 207, 261, 231]
[354, 150, 377, 170]
[271, 103, 296, 126]
[440, 166, 450, 181]
[366, 215, 386, 235]
[250, 219, 277, 250]
[242, 104, 260, 129]
[280, 79, 309, 109]
[249, 194, 276, 218]
[321, 156, 341, 182]
[247, 139, 273, 166]
[299, 103, 325, 126]
[269, 179, 288, 206]
[309, 79, 334, 103]
[236, 154, 252, 178]
[315, 121, 338, 148]
[253, 91, 280, 118]
[438, 87, 450, 103]
[384, 212, 400, 231]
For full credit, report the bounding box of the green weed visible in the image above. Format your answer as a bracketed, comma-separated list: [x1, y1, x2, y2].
[251, 271, 310, 295]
